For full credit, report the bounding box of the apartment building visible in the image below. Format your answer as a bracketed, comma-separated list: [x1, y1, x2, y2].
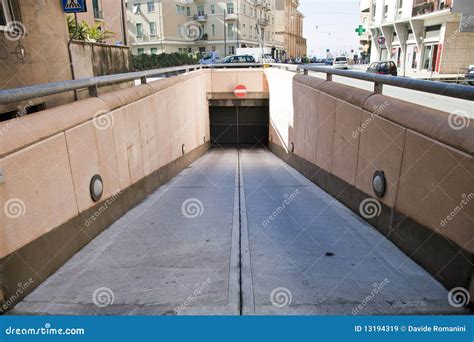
[125, 0, 305, 59]
[359, 0, 372, 60]
[365, 0, 474, 74]
[274, 0, 306, 59]
[76, 0, 128, 45]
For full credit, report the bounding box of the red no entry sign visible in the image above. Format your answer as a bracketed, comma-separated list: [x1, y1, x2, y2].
[234, 84, 247, 98]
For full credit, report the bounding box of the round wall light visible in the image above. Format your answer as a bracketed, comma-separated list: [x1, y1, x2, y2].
[90, 175, 103, 202]
[203, 136, 206, 143]
[290, 142, 295, 153]
[270, 134, 273, 142]
[182, 144, 186, 155]
[372, 170, 386, 198]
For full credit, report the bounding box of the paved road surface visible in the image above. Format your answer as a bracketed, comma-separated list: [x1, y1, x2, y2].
[11, 149, 463, 315]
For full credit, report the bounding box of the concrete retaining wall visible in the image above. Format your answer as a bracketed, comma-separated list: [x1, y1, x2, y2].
[0, 70, 212, 310]
[265, 68, 473, 302]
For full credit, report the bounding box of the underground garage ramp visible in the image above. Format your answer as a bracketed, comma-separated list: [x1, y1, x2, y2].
[210, 105, 269, 146]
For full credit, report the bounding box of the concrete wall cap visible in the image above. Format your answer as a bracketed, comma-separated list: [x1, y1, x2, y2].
[294, 74, 326, 90]
[0, 97, 109, 158]
[363, 94, 474, 155]
[98, 84, 154, 110]
[319, 81, 372, 108]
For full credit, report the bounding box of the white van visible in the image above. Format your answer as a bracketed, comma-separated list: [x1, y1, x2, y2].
[333, 56, 349, 69]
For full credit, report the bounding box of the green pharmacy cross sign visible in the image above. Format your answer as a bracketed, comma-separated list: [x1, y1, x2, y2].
[355, 25, 366, 36]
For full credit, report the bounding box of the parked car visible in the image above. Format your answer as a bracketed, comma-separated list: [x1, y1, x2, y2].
[199, 51, 221, 65]
[465, 65, 474, 85]
[333, 56, 349, 69]
[324, 58, 334, 65]
[222, 55, 256, 63]
[311, 57, 325, 64]
[366, 61, 398, 76]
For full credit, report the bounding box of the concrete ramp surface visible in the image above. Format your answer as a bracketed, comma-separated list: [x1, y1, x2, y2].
[11, 149, 461, 315]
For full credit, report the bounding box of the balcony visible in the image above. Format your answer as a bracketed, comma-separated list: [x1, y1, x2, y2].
[258, 18, 269, 26]
[412, 0, 452, 17]
[225, 12, 238, 20]
[193, 13, 208, 22]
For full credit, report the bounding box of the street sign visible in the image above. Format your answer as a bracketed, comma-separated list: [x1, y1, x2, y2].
[234, 85, 247, 98]
[62, 0, 87, 13]
[355, 25, 366, 36]
[377, 36, 386, 45]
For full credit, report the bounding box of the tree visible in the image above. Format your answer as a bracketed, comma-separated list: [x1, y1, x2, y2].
[66, 15, 115, 43]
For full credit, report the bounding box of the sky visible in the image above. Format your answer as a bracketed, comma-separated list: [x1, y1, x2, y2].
[299, 0, 362, 57]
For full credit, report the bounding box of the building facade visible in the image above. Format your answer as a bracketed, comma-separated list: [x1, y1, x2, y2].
[274, 0, 306, 59]
[76, 0, 128, 45]
[0, 0, 74, 117]
[125, 0, 306, 59]
[365, 0, 474, 74]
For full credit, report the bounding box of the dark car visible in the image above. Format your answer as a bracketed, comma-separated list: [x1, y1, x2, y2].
[464, 66, 474, 85]
[366, 61, 398, 76]
[223, 55, 256, 63]
[324, 58, 334, 65]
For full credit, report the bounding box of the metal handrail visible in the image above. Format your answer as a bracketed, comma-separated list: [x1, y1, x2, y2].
[0, 63, 264, 105]
[294, 65, 474, 101]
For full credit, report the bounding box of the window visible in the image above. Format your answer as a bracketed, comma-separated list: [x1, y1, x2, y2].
[197, 5, 204, 15]
[132, 3, 141, 14]
[383, 5, 388, 18]
[149, 22, 156, 36]
[136, 23, 143, 37]
[137, 48, 144, 55]
[228, 46, 235, 55]
[147, 2, 155, 12]
[151, 47, 158, 55]
[242, 23, 246, 36]
[211, 24, 215, 36]
[227, 23, 233, 38]
[176, 5, 180, 14]
[186, 7, 190, 16]
[210, 4, 215, 14]
[242, 4, 246, 14]
[0, 0, 12, 27]
[227, 3, 234, 14]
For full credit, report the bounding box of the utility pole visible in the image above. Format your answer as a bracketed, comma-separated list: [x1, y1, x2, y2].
[224, 9, 227, 57]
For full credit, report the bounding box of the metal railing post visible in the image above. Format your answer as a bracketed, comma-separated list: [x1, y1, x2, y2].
[374, 82, 383, 94]
[140, 77, 147, 84]
[88, 84, 98, 97]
